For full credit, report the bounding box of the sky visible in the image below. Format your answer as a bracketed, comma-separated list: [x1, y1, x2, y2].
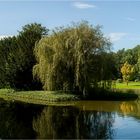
[0, 0, 140, 51]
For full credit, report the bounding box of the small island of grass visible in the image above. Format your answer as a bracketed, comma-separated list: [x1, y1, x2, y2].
[0, 88, 138, 106]
[0, 89, 79, 105]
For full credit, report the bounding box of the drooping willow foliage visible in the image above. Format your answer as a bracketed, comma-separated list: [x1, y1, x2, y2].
[33, 21, 112, 95]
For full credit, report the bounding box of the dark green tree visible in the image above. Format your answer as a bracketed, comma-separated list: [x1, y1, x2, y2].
[0, 23, 48, 89]
[13, 23, 48, 89]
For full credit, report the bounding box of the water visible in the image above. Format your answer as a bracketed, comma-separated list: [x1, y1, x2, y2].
[0, 99, 140, 139]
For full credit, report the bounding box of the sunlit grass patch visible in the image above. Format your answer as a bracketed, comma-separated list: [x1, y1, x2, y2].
[0, 88, 138, 105]
[116, 82, 140, 89]
[0, 89, 79, 105]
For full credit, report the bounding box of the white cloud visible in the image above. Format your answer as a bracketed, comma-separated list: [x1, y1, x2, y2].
[126, 17, 135, 21]
[108, 32, 127, 42]
[0, 35, 13, 40]
[73, 2, 96, 9]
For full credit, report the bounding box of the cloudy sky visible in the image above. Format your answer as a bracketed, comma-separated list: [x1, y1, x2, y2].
[0, 0, 140, 51]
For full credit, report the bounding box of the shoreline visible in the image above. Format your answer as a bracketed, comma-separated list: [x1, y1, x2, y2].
[0, 89, 79, 106]
[0, 89, 138, 106]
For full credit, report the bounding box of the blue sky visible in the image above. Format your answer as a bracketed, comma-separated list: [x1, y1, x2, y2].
[0, 1, 140, 51]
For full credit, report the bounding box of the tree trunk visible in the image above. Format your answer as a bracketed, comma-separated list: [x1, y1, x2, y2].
[126, 81, 128, 86]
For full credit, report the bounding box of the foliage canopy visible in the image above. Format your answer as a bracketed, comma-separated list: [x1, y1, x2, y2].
[33, 22, 112, 95]
[121, 61, 134, 85]
[0, 23, 48, 89]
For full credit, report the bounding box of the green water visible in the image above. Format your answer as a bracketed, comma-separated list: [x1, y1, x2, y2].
[0, 99, 140, 139]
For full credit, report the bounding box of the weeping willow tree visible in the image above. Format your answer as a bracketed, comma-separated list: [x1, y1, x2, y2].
[33, 21, 111, 95]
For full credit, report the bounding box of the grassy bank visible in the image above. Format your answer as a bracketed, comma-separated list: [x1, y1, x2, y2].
[116, 82, 140, 89]
[115, 82, 140, 96]
[0, 88, 138, 105]
[0, 89, 79, 105]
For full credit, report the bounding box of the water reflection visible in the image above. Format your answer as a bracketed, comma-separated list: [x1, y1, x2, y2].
[119, 101, 140, 116]
[0, 100, 43, 139]
[74, 101, 140, 117]
[0, 100, 140, 139]
[33, 106, 79, 139]
[33, 106, 115, 139]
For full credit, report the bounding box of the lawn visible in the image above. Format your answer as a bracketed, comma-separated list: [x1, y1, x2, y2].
[0, 89, 79, 105]
[116, 81, 140, 89]
[0, 87, 138, 105]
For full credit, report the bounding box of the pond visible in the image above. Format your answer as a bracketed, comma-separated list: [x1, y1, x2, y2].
[0, 99, 140, 139]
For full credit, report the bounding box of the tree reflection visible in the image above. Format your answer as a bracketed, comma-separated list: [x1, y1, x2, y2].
[78, 111, 115, 139]
[33, 106, 115, 139]
[119, 101, 140, 116]
[0, 100, 43, 139]
[1, 100, 140, 139]
[33, 106, 78, 139]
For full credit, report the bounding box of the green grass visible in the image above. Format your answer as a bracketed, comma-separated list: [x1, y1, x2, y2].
[0, 89, 79, 105]
[116, 81, 140, 89]
[114, 81, 140, 97]
[0, 88, 138, 106]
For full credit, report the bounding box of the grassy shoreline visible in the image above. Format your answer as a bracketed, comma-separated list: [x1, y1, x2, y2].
[0, 88, 138, 105]
[0, 89, 79, 106]
[116, 82, 140, 90]
[114, 82, 140, 96]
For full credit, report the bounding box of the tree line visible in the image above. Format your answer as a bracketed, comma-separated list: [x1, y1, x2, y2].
[0, 23, 48, 90]
[0, 21, 139, 95]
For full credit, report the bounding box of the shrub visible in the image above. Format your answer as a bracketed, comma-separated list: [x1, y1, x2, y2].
[135, 78, 139, 82]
